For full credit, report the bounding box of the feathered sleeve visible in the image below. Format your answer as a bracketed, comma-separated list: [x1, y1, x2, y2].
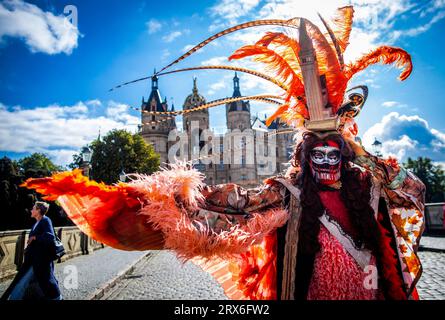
[22, 169, 165, 251]
[130, 163, 288, 261]
[22, 164, 289, 260]
[352, 148, 426, 297]
[353, 153, 426, 213]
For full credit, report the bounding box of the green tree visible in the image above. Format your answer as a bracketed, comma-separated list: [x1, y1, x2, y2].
[0, 156, 72, 231]
[17, 152, 62, 177]
[71, 129, 160, 184]
[404, 157, 445, 203]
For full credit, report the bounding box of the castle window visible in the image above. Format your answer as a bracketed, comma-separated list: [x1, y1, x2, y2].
[152, 115, 155, 122]
[240, 137, 246, 149]
[218, 158, 224, 171]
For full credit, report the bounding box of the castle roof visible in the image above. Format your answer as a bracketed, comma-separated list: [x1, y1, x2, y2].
[228, 72, 249, 112]
[183, 77, 206, 110]
[142, 74, 168, 112]
[252, 115, 282, 130]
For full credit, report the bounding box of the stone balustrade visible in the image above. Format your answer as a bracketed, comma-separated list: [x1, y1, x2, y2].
[0, 226, 104, 281]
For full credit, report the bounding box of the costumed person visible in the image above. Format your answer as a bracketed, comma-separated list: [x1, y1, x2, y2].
[1, 201, 62, 300]
[21, 6, 425, 300]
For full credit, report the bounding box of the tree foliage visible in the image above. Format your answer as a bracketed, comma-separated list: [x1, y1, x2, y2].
[70, 129, 160, 184]
[17, 152, 63, 177]
[405, 157, 445, 203]
[0, 156, 71, 231]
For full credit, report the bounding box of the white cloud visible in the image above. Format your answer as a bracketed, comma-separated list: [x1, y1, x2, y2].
[0, 100, 139, 166]
[0, 0, 80, 54]
[162, 31, 181, 43]
[207, 75, 230, 96]
[162, 29, 190, 43]
[182, 44, 194, 52]
[200, 56, 228, 65]
[86, 99, 102, 107]
[182, 44, 206, 54]
[362, 112, 445, 162]
[207, 0, 444, 64]
[146, 18, 162, 34]
[161, 48, 170, 62]
[210, 0, 260, 23]
[382, 101, 407, 108]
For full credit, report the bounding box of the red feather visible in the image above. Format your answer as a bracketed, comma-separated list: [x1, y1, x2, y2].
[229, 233, 277, 300]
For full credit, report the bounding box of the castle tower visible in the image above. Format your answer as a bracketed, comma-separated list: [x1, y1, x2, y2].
[225, 73, 257, 187]
[182, 78, 217, 183]
[140, 73, 175, 165]
[226, 72, 251, 131]
[276, 120, 294, 173]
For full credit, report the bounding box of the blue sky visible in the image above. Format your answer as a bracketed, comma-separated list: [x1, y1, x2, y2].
[1, 0, 445, 166]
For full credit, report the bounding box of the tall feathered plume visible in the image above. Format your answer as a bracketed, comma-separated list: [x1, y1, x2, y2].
[117, 5, 412, 130]
[108, 7, 413, 129]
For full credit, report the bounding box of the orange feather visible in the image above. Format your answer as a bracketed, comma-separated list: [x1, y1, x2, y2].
[21, 170, 164, 251]
[229, 233, 277, 300]
[266, 104, 289, 126]
[306, 20, 348, 112]
[229, 44, 305, 105]
[328, 6, 354, 53]
[345, 46, 413, 81]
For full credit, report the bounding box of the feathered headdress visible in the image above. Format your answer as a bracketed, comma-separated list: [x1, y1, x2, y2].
[111, 6, 412, 138]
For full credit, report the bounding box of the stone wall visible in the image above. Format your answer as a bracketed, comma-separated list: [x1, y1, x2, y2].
[0, 227, 104, 281]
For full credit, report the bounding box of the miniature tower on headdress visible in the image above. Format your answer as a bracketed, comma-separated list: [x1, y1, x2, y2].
[298, 18, 337, 131]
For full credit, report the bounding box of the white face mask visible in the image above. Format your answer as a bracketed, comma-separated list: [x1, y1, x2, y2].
[309, 145, 342, 184]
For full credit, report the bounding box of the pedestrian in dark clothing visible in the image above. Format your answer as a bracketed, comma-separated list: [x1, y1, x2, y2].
[1, 201, 62, 300]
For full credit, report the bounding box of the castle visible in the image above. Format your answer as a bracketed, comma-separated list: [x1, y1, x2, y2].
[139, 73, 295, 188]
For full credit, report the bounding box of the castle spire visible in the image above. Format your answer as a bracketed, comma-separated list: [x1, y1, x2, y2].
[233, 72, 241, 97]
[193, 77, 198, 94]
[151, 74, 158, 89]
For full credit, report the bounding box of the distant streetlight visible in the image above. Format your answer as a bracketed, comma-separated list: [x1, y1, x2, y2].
[81, 146, 93, 177]
[372, 138, 383, 157]
[81, 146, 92, 162]
[119, 169, 126, 182]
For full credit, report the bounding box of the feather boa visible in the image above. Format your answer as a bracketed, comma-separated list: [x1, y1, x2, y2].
[129, 162, 289, 261]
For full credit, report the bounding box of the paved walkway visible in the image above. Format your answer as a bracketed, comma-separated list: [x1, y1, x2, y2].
[0, 247, 146, 300]
[101, 250, 445, 300]
[101, 251, 227, 300]
[1, 236, 444, 300]
[419, 236, 445, 251]
[417, 251, 445, 299]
